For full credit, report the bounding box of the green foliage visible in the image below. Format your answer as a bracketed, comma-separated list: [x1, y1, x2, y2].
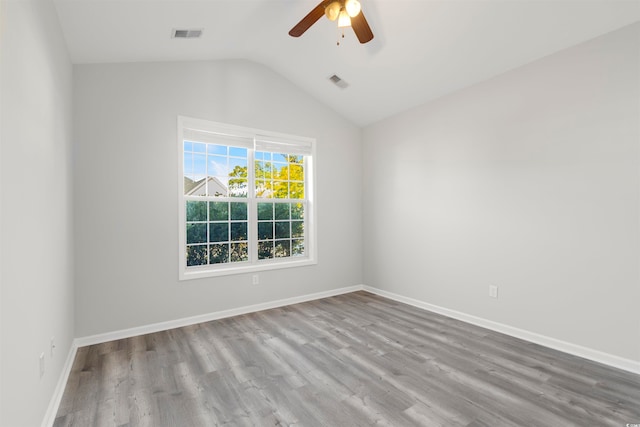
[231, 222, 248, 240]
[209, 202, 228, 221]
[186, 245, 207, 266]
[275, 240, 290, 258]
[230, 202, 247, 220]
[230, 242, 248, 262]
[292, 221, 304, 238]
[186, 201, 207, 221]
[231, 154, 304, 199]
[258, 203, 274, 220]
[275, 203, 290, 220]
[210, 244, 229, 264]
[186, 223, 207, 244]
[228, 165, 248, 197]
[209, 223, 228, 243]
[258, 241, 273, 260]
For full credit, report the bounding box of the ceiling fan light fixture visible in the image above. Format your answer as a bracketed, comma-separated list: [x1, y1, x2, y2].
[288, 0, 373, 44]
[325, 1, 341, 21]
[338, 9, 351, 27]
[345, 0, 361, 18]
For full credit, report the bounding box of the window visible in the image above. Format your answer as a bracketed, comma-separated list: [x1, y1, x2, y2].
[178, 116, 316, 279]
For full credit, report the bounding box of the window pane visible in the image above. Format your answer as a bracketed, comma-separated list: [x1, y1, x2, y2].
[194, 154, 206, 176]
[275, 203, 290, 220]
[183, 141, 193, 152]
[209, 223, 228, 243]
[208, 155, 227, 176]
[257, 203, 273, 220]
[208, 144, 226, 155]
[290, 182, 304, 199]
[258, 222, 273, 240]
[290, 163, 304, 180]
[292, 239, 304, 256]
[186, 223, 207, 244]
[229, 179, 247, 197]
[274, 163, 288, 179]
[231, 222, 248, 241]
[184, 176, 195, 195]
[275, 221, 290, 239]
[185, 177, 206, 196]
[263, 161, 273, 176]
[230, 202, 247, 220]
[230, 242, 248, 262]
[186, 245, 208, 266]
[275, 240, 291, 258]
[210, 244, 229, 264]
[186, 201, 207, 221]
[193, 143, 206, 153]
[291, 203, 304, 220]
[291, 221, 304, 238]
[229, 159, 247, 194]
[229, 147, 247, 157]
[256, 180, 272, 198]
[209, 202, 228, 221]
[184, 152, 194, 175]
[273, 181, 289, 199]
[208, 177, 228, 197]
[273, 153, 287, 162]
[229, 158, 247, 170]
[258, 241, 273, 260]
[255, 161, 265, 179]
[228, 156, 248, 198]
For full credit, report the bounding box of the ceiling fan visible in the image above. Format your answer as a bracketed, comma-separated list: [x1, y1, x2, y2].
[289, 0, 374, 44]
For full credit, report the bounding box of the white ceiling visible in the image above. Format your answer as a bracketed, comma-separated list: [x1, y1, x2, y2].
[53, 0, 640, 126]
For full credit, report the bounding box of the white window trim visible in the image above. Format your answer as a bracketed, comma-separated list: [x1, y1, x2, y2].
[178, 116, 317, 280]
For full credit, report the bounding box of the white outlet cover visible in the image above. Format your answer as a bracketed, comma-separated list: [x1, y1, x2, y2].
[489, 285, 499, 298]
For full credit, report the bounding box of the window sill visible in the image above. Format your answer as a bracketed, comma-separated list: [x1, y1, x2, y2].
[179, 257, 317, 281]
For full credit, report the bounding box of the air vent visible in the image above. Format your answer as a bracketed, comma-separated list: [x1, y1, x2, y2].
[171, 28, 203, 39]
[329, 74, 349, 89]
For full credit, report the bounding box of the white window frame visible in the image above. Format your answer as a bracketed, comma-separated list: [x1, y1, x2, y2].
[178, 116, 317, 280]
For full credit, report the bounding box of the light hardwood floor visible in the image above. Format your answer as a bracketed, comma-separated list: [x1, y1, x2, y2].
[54, 291, 640, 426]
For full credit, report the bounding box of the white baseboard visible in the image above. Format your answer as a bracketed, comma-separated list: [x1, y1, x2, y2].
[75, 285, 363, 348]
[363, 285, 640, 375]
[43, 283, 640, 426]
[41, 343, 78, 427]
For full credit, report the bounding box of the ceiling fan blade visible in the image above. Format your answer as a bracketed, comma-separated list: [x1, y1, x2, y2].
[351, 11, 374, 44]
[289, 1, 326, 37]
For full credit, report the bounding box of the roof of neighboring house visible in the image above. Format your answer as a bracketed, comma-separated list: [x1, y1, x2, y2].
[184, 176, 228, 197]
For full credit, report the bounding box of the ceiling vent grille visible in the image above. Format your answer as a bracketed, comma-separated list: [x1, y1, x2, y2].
[329, 74, 349, 89]
[172, 29, 203, 39]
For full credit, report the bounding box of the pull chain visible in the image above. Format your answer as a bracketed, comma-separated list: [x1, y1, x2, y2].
[337, 29, 345, 46]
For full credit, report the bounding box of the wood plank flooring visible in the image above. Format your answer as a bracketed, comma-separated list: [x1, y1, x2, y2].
[54, 291, 640, 426]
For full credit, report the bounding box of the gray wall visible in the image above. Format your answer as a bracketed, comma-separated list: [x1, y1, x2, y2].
[73, 60, 363, 337]
[363, 23, 640, 362]
[0, 0, 75, 425]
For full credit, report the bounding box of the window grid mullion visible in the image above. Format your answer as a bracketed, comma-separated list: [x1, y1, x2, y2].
[248, 147, 257, 264]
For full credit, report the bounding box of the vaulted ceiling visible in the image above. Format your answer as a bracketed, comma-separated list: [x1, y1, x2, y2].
[53, 0, 640, 126]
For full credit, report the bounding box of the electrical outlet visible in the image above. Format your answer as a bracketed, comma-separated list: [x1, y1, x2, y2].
[39, 353, 45, 378]
[489, 285, 499, 299]
[50, 336, 56, 358]
[252, 274, 259, 285]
